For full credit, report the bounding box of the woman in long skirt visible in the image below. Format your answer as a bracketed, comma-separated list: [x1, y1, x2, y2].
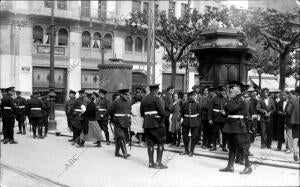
[169, 93, 182, 146]
[131, 95, 144, 146]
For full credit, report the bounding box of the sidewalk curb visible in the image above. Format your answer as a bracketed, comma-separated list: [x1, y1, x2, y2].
[50, 131, 299, 170]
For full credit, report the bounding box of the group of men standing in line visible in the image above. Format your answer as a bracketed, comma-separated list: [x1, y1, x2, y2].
[0, 87, 50, 144]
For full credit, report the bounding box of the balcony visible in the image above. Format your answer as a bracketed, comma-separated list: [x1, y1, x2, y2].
[81, 48, 113, 61]
[80, 8, 123, 25]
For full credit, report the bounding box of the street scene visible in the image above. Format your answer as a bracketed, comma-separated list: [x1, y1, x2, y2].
[0, 0, 300, 186]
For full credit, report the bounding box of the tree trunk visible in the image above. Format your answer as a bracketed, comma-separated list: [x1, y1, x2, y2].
[170, 60, 177, 87]
[279, 52, 288, 91]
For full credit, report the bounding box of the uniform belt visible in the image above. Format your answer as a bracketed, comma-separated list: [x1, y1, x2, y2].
[31, 108, 41, 111]
[115, 114, 130, 117]
[3, 107, 12, 110]
[74, 109, 82, 112]
[228, 115, 244, 119]
[145, 111, 158, 115]
[98, 109, 107, 111]
[17, 106, 25, 109]
[184, 114, 198, 117]
[213, 109, 221, 112]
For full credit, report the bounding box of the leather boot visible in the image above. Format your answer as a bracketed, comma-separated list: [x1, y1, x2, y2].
[239, 167, 252, 174]
[147, 145, 156, 168]
[180, 140, 189, 155]
[155, 144, 168, 169]
[189, 140, 196, 157]
[120, 140, 130, 159]
[115, 140, 122, 157]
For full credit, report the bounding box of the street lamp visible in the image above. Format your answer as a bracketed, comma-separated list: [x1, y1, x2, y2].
[48, 2, 57, 130]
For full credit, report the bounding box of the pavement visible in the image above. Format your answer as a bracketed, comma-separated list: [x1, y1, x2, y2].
[52, 111, 300, 170]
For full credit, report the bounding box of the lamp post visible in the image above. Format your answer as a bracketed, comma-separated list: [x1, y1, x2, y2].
[48, 2, 57, 130]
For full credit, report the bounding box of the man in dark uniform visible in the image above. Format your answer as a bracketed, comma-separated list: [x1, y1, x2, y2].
[220, 81, 252, 174]
[208, 85, 228, 152]
[162, 86, 174, 143]
[69, 90, 86, 145]
[14, 91, 27, 135]
[96, 88, 111, 145]
[27, 90, 45, 139]
[108, 88, 131, 159]
[200, 86, 213, 149]
[41, 92, 50, 137]
[140, 84, 167, 169]
[0, 88, 6, 137]
[65, 90, 76, 132]
[1, 87, 17, 144]
[180, 91, 201, 156]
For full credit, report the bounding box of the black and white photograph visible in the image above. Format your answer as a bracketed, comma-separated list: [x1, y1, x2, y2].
[0, 0, 299, 186]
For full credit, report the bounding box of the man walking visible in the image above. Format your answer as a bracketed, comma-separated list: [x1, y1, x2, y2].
[108, 88, 131, 159]
[96, 88, 111, 145]
[140, 84, 167, 169]
[1, 87, 17, 144]
[180, 91, 201, 157]
[14, 91, 27, 135]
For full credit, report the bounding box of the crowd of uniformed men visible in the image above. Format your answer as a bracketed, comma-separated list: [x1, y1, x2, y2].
[1, 81, 299, 173]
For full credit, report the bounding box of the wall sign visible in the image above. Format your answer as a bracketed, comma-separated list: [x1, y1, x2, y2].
[21, 66, 31, 73]
[37, 45, 65, 55]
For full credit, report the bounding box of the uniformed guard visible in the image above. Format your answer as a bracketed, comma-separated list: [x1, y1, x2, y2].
[140, 84, 167, 169]
[14, 91, 27, 135]
[69, 89, 86, 145]
[200, 86, 213, 149]
[41, 92, 50, 137]
[0, 88, 6, 137]
[180, 91, 201, 156]
[65, 89, 77, 136]
[0, 87, 17, 144]
[219, 81, 252, 174]
[96, 88, 111, 145]
[208, 85, 228, 152]
[27, 90, 46, 139]
[108, 88, 131, 159]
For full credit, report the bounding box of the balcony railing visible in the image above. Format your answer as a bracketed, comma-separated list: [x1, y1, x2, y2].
[80, 8, 122, 24]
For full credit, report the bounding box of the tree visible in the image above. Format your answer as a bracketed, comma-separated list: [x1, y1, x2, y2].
[126, 7, 227, 87]
[226, 7, 300, 90]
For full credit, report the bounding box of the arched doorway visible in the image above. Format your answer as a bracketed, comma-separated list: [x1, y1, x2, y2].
[132, 71, 147, 93]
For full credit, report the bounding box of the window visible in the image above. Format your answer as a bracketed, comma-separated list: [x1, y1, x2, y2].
[143, 2, 149, 12]
[33, 26, 43, 44]
[44, 0, 52, 8]
[144, 38, 148, 52]
[57, 0, 67, 10]
[58, 28, 68, 46]
[103, 34, 112, 50]
[82, 31, 91, 48]
[135, 37, 143, 52]
[169, 1, 175, 17]
[98, 0, 107, 20]
[181, 3, 188, 17]
[162, 73, 184, 91]
[132, 0, 141, 12]
[81, 0, 90, 17]
[93, 32, 101, 48]
[125, 36, 133, 51]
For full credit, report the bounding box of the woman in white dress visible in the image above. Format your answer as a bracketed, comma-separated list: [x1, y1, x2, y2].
[131, 95, 144, 146]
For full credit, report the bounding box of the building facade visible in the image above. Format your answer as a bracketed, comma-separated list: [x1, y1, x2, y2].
[0, 0, 220, 104]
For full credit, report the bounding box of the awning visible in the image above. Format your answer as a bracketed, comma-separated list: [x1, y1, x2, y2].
[250, 77, 280, 92]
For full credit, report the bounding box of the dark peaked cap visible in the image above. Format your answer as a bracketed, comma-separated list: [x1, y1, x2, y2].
[69, 90, 76, 94]
[149, 84, 160, 89]
[99, 88, 108, 94]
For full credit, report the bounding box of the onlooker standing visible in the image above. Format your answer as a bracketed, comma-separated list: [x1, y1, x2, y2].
[41, 93, 50, 137]
[169, 93, 182, 147]
[131, 95, 144, 146]
[14, 91, 27, 135]
[162, 86, 175, 144]
[290, 87, 300, 161]
[65, 90, 77, 132]
[200, 86, 212, 149]
[256, 88, 276, 149]
[275, 91, 288, 151]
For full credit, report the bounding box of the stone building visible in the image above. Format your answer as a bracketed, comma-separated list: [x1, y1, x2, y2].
[0, 0, 220, 105]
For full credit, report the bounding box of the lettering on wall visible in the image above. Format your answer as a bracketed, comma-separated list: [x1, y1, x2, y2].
[21, 66, 31, 73]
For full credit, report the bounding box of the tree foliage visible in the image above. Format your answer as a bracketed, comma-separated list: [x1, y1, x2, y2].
[126, 7, 227, 86]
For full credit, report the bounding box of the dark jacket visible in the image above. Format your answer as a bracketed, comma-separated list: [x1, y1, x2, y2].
[199, 95, 211, 120]
[208, 95, 227, 123]
[42, 97, 50, 116]
[181, 100, 201, 128]
[249, 97, 258, 116]
[95, 97, 111, 120]
[140, 92, 165, 129]
[256, 97, 276, 121]
[14, 96, 27, 116]
[85, 100, 97, 121]
[223, 95, 248, 134]
[65, 97, 76, 116]
[108, 97, 131, 128]
[279, 99, 294, 125]
[162, 94, 173, 117]
[27, 97, 45, 118]
[0, 94, 17, 118]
